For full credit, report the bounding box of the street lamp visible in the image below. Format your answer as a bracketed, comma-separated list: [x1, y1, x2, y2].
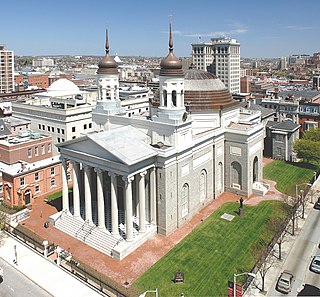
[233, 272, 256, 297]
[139, 288, 158, 297]
[295, 183, 312, 203]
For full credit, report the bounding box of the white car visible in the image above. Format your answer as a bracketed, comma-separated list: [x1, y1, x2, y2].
[276, 270, 294, 294]
[310, 255, 320, 273]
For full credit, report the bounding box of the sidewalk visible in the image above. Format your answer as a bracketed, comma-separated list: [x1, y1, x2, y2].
[0, 233, 103, 297]
[244, 176, 320, 296]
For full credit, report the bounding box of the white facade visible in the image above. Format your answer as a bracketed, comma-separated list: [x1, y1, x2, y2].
[192, 37, 240, 94]
[0, 45, 14, 93]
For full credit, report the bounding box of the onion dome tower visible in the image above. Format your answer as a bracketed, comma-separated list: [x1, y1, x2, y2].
[156, 20, 187, 124]
[93, 23, 124, 128]
[96, 25, 119, 102]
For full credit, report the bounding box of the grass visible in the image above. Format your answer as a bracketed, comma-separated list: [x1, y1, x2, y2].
[134, 201, 289, 297]
[263, 160, 315, 196]
[46, 188, 73, 202]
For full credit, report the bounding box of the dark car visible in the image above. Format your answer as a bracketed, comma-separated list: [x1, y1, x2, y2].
[276, 270, 294, 294]
[314, 198, 320, 210]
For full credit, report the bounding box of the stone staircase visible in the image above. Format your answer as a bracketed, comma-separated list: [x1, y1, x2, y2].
[252, 181, 270, 196]
[54, 212, 119, 256]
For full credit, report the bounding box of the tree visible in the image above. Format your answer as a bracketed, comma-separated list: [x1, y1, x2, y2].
[294, 128, 320, 165]
[252, 245, 276, 293]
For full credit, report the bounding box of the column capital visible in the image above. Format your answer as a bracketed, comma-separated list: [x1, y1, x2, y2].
[70, 160, 79, 167]
[139, 170, 148, 178]
[83, 163, 91, 171]
[122, 175, 134, 185]
[94, 167, 103, 174]
[108, 171, 117, 178]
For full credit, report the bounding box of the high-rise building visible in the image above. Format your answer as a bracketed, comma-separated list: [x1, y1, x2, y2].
[0, 45, 14, 94]
[192, 37, 240, 94]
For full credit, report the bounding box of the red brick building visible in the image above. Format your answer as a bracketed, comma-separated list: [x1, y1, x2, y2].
[0, 127, 72, 207]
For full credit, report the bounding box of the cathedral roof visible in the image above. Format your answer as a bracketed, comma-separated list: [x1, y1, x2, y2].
[184, 69, 239, 111]
[159, 22, 183, 77]
[97, 27, 118, 75]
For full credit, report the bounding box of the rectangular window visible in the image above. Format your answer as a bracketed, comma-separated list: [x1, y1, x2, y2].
[35, 185, 40, 193]
[67, 174, 71, 181]
[61, 129, 65, 134]
[51, 178, 55, 187]
[89, 123, 92, 129]
[51, 167, 55, 175]
[72, 127, 76, 132]
[47, 126, 51, 132]
[52, 127, 55, 132]
[38, 124, 41, 130]
[20, 177, 25, 186]
[84, 124, 87, 130]
[28, 148, 32, 158]
[34, 146, 38, 156]
[42, 145, 45, 154]
[48, 143, 51, 153]
[35, 172, 39, 181]
[57, 128, 60, 133]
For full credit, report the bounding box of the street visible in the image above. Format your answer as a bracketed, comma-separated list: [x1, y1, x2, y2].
[0, 257, 52, 297]
[267, 206, 320, 296]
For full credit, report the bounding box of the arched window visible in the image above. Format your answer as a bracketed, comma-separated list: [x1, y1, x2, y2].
[200, 170, 207, 201]
[217, 162, 223, 192]
[181, 183, 189, 217]
[231, 161, 242, 189]
[253, 156, 258, 182]
[24, 189, 31, 204]
[172, 90, 177, 107]
[163, 90, 167, 107]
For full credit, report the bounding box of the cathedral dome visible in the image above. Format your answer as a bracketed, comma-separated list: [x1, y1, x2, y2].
[184, 69, 239, 111]
[97, 28, 118, 75]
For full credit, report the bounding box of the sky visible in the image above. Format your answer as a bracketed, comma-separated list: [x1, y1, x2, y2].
[1, 0, 320, 58]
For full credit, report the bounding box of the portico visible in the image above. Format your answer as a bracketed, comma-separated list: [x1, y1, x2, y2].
[53, 126, 158, 259]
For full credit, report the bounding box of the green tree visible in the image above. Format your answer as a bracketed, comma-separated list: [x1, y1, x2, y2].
[293, 128, 320, 165]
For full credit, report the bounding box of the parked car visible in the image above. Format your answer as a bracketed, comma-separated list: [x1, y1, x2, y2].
[276, 270, 294, 294]
[314, 198, 320, 210]
[310, 255, 320, 273]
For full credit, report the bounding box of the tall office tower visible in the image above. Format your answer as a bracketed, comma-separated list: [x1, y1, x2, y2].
[192, 37, 240, 94]
[0, 45, 14, 93]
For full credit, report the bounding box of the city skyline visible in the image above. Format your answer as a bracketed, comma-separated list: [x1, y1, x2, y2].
[1, 0, 320, 58]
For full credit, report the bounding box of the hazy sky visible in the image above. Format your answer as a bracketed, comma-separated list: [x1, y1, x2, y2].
[1, 0, 320, 58]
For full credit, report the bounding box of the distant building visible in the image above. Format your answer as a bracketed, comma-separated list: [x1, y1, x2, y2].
[32, 58, 54, 68]
[0, 45, 14, 94]
[298, 98, 320, 133]
[11, 79, 94, 155]
[192, 37, 240, 94]
[279, 57, 288, 70]
[312, 76, 320, 90]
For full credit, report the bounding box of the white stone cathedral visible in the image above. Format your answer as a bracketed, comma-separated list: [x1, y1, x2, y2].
[52, 24, 265, 260]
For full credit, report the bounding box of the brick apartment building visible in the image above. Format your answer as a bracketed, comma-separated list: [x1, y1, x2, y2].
[0, 120, 71, 207]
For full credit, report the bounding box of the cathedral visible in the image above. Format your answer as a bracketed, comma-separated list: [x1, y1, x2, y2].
[52, 24, 265, 260]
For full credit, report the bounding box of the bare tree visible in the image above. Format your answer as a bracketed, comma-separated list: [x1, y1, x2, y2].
[267, 217, 289, 261]
[252, 245, 276, 293]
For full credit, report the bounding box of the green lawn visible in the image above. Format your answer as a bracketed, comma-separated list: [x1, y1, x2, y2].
[134, 201, 289, 297]
[263, 160, 315, 196]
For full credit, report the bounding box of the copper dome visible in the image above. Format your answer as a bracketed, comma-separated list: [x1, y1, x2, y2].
[184, 69, 239, 111]
[159, 22, 183, 77]
[97, 28, 118, 75]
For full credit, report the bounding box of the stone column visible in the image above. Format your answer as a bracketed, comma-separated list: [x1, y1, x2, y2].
[123, 175, 134, 241]
[61, 157, 69, 212]
[150, 167, 157, 225]
[95, 168, 105, 229]
[109, 172, 119, 235]
[72, 161, 80, 218]
[138, 171, 147, 233]
[84, 165, 92, 223]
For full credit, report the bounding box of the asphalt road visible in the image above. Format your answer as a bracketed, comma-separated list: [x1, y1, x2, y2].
[267, 207, 320, 296]
[0, 257, 52, 297]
